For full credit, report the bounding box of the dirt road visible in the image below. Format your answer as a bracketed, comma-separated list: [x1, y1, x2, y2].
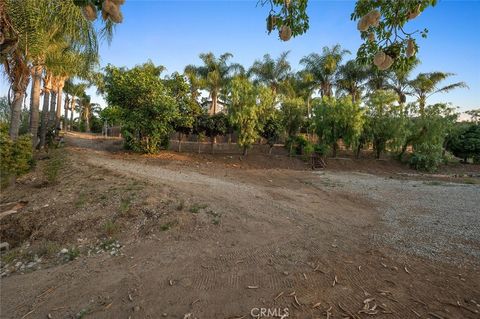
[1, 132, 479, 319]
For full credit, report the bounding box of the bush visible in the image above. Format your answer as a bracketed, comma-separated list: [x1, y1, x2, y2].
[446, 123, 480, 163]
[314, 143, 330, 156]
[409, 143, 443, 172]
[0, 132, 33, 187]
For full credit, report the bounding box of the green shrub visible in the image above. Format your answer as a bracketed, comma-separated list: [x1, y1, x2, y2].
[0, 131, 33, 187]
[409, 144, 443, 172]
[314, 143, 330, 156]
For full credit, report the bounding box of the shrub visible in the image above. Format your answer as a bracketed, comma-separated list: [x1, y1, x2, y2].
[409, 143, 443, 172]
[0, 132, 33, 187]
[446, 123, 480, 163]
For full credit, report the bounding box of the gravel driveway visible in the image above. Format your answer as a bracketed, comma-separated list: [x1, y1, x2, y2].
[317, 171, 480, 265]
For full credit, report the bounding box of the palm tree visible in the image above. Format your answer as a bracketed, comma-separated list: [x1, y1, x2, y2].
[300, 44, 350, 98]
[365, 66, 391, 93]
[248, 51, 292, 96]
[335, 59, 368, 103]
[386, 59, 420, 104]
[185, 52, 244, 114]
[77, 94, 99, 132]
[409, 72, 468, 115]
[2, 0, 109, 141]
[63, 81, 89, 132]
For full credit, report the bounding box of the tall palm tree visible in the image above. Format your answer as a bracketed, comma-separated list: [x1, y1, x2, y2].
[77, 93, 98, 133]
[335, 59, 368, 103]
[365, 66, 391, 93]
[185, 52, 244, 114]
[386, 59, 420, 104]
[409, 72, 468, 115]
[2, 0, 110, 141]
[300, 44, 350, 98]
[248, 51, 292, 96]
[63, 81, 88, 132]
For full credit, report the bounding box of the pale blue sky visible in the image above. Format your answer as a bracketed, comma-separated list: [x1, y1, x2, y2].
[2, 0, 479, 112]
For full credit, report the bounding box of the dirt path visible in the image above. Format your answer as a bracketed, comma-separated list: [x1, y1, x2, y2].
[1, 133, 479, 319]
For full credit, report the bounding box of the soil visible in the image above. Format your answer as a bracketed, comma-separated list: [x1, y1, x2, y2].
[0, 132, 479, 319]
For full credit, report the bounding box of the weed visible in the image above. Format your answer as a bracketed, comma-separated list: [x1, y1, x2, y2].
[76, 307, 91, 319]
[33, 240, 60, 257]
[119, 197, 132, 215]
[99, 238, 118, 250]
[1, 249, 19, 264]
[65, 247, 80, 261]
[189, 203, 208, 214]
[103, 220, 120, 236]
[423, 180, 443, 186]
[75, 193, 87, 208]
[463, 178, 479, 185]
[206, 210, 221, 225]
[43, 150, 65, 184]
[160, 221, 177, 231]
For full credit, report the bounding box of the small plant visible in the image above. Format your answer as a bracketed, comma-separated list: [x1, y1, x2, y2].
[75, 193, 87, 208]
[189, 203, 207, 214]
[43, 150, 65, 184]
[160, 221, 177, 231]
[65, 247, 80, 261]
[102, 220, 120, 236]
[119, 197, 132, 215]
[206, 210, 221, 225]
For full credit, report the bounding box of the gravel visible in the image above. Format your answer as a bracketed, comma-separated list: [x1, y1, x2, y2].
[318, 171, 480, 265]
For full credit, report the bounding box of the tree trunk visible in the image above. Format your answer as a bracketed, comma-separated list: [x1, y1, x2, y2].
[29, 65, 43, 148]
[211, 92, 217, 114]
[243, 146, 248, 156]
[55, 81, 64, 133]
[64, 94, 69, 132]
[178, 132, 182, 152]
[48, 90, 57, 128]
[355, 144, 362, 159]
[9, 90, 26, 140]
[332, 143, 337, 158]
[269, 145, 273, 155]
[210, 136, 215, 154]
[85, 107, 90, 132]
[39, 90, 51, 149]
[70, 96, 75, 131]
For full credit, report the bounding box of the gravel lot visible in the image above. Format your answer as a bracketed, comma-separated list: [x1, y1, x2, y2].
[318, 171, 480, 265]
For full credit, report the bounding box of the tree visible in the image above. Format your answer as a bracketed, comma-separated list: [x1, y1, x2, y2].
[385, 58, 419, 104]
[228, 77, 263, 156]
[103, 62, 178, 153]
[185, 53, 243, 115]
[300, 45, 350, 98]
[446, 123, 480, 163]
[465, 109, 480, 124]
[249, 51, 291, 96]
[335, 59, 368, 103]
[409, 72, 468, 115]
[77, 94, 99, 133]
[281, 97, 305, 140]
[364, 90, 406, 158]
[313, 96, 364, 157]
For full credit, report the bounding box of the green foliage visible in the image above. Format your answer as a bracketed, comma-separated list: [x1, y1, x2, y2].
[103, 62, 179, 153]
[352, 0, 437, 71]
[228, 76, 262, 154]
[364, 90, 406, 158]
[313, 96, 364, 157]
[99, 105, 122, 126]
[446, 123, 480, 163]
[281, 97, 305, 138]
[285, 135, 309, 156]
[408, 103, 458, 172]
[0, 132, 33, 187]
[262, 0, 309, 39]
[261, 114, 283, 149]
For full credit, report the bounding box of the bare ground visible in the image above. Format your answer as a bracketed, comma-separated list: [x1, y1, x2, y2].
[0, 132, 479, 319]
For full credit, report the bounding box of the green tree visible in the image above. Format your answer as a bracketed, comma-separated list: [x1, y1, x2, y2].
[335, 59, 368, 103]
[364, 90, 406, 158]
[313, 96, 364, 157]
[228, 77, 262, 155]
[446, 123, 480, 163]
[103, 62, 178, 153]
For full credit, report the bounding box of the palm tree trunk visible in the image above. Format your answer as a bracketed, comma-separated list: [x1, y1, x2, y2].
[85, 107, 90, 132]
[211, 92, 218, 114]
[64, 94, 69, 132]
[49, 90, 57, 128]
[39, 90, 51, 149]
[70, 98, 74, 130]
[9, 64, 30, 140]
[55, 81, 64, 132]
[29, 65, 43, 148]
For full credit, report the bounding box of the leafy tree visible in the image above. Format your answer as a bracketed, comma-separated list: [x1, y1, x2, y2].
[228, 77, 260, 155]
[300, 45, 350, 98]
[313, 96, 364, 157]
[465, 109, 480, 124]
[99, 105, 122, 126]
[446, 124, 480, 163]
[364, 90, 406, 158]
[202, 113, 228, 154]
[260, 115, 282, 155]
[281, 97, 305, 140]
[103, 62, 178, 153]
[409, 103, 458, 172]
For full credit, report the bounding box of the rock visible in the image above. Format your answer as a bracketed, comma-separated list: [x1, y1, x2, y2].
[0, 242, 9, 251]
[15, 261, 22, 268]
[162, 313, 167, 317]
[283, 271, 289, 276]
[133, 305, 140, 312]
[60, 248, 68, 254]
[26, 262, 36, 269]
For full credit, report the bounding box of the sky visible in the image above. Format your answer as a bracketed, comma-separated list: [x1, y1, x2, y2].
[1, 0, 479, 112]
